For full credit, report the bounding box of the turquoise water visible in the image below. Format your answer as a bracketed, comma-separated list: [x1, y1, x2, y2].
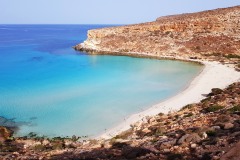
[0, 25, 203, 137]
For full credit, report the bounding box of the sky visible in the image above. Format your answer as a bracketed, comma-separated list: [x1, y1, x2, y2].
[0, 0, 239, 24]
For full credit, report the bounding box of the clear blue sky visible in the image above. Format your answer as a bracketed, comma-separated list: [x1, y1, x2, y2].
[0, 0, 239, 24]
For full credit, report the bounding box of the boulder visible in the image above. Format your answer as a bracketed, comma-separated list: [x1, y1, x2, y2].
[142, 128, 151, 134]
[221, 141, 240, 160]
[178, 133, 201, 146]
[0, 126, 13, 142]
[190, 143, 197, 149]
[159, 139, 177, 149]
[122, 146, 151, 159]
[224, 123, 234, 130]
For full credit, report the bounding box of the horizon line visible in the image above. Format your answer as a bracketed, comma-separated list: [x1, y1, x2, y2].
[0, 23, 127, 25]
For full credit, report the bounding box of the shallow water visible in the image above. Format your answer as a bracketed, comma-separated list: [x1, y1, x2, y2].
[0, 25, 203, 137]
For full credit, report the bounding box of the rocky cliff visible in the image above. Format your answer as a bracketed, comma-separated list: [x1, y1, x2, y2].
[75, 6, 240, 60]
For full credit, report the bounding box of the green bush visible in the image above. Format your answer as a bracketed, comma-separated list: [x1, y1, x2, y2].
[115, 129, 133, 139]
[109, 138, 117, 145]
[34, 144, 45, 152]
[181, 104, 193, 111]
[184, 112, 193, 117]
[206, 130, 217, 137]
[28, 132, 37, 138]
[201, 97, 211, 103]
[206, 105, 224, 112]
[211, 52, 221, 56]
[211, 88, 223, 95]
[224, 54, 240, 59]
[228, 105, 240, 113]
[52, 142, 64, 150]
[155, 127, 165, 136]
[158, 113, 164, 116]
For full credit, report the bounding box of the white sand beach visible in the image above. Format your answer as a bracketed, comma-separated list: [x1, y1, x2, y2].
[98, 60, 240, 139]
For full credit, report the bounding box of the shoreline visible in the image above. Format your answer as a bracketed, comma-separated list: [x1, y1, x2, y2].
[77, 48, 204, 65]
[95, 57, 240, 139]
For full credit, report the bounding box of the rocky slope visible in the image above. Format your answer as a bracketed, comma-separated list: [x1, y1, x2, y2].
[0, 82, 239, 159]
[75, 6, 240, 64]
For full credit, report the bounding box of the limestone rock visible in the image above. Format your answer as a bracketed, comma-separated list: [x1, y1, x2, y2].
[159, 139, 177, 149]
[0, 126, 12, 142]
[224, 123, 234, 130]
[178, 133, 201, 146]
[190, 143, 197, 149]
[221, 141, 240, 160]
[75, 6, 240, 61]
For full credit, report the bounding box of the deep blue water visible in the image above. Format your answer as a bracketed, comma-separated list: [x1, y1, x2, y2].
[0, 25, 203, 137]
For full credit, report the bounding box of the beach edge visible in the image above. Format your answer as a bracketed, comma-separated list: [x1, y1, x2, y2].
[96, 59, 240, 139]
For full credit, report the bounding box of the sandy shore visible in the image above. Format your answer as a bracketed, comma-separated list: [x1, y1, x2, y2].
[98, 60, 240, 139]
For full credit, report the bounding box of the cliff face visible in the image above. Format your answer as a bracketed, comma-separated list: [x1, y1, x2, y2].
[75, 6, 240, 59]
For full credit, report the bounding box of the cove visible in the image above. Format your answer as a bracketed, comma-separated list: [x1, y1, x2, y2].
[0, 25, 203, 137]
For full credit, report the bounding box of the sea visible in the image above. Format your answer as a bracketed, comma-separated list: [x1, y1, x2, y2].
[0, 25, 203, 137]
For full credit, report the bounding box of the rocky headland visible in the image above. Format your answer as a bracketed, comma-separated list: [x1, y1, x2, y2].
[1, 6, 240, 160]
[75, 6, 240, 69]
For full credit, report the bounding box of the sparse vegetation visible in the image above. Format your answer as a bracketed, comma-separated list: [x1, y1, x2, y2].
[206, 130, 217, 137]
[155, 127, 165, 136]
[201, 97, 211, 103]
[52, 142, 64, 150]
[181, 104, 194, 111]
[27, 132, 38, 138]
[224, 54, 240, 59]
[206, 105, 224, 112]
[109, 137, 117, 145]
[228, 105, 240, 113]
[184, 112, 193, 117]
[115, 129, 133, 139]
[33, 144, 45, 152]
[120, 48, 130, 52]
[209, 52, 222, 57]
[158, 113, 164, 116]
